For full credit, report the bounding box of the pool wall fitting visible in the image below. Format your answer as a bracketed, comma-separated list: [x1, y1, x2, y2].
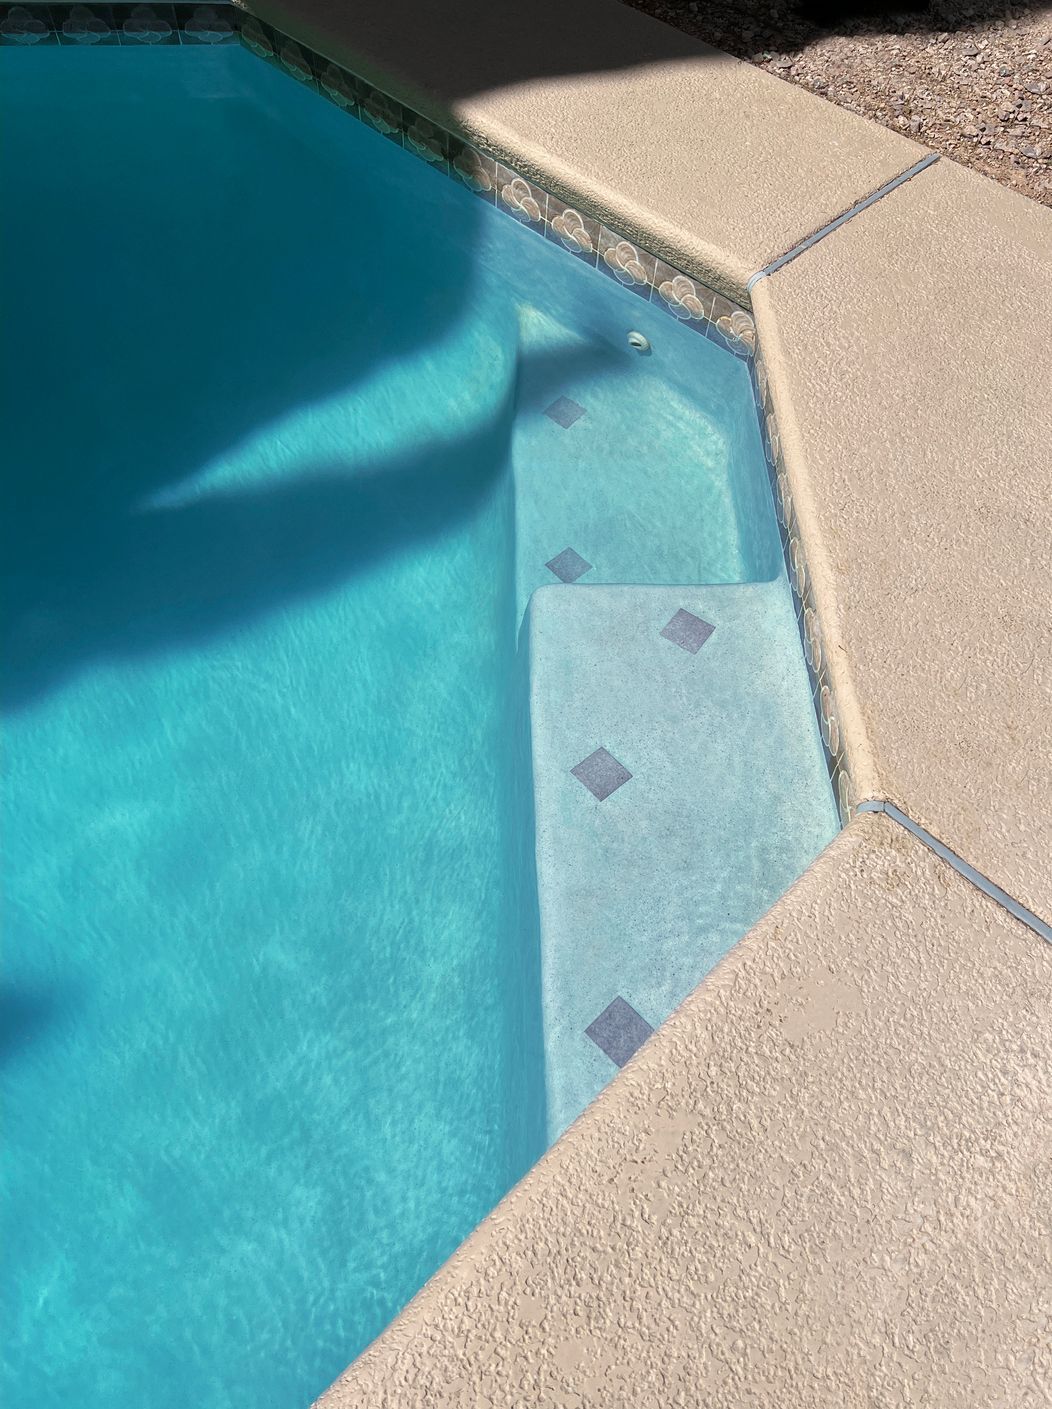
[0, 0, 856, 824]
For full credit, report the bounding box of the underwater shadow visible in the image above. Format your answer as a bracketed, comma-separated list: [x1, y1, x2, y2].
[1, 46, 484, 676]
[1, 336, 628, 710]
[2, 412, 513, 709]
[1, 46, 492, 709]
[0, 985, 76, 1066]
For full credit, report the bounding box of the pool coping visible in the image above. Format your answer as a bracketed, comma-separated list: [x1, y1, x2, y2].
[11, 5, 1050, 1402]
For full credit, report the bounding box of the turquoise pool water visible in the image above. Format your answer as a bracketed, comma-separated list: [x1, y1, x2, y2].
[1, 43, 835, 1409]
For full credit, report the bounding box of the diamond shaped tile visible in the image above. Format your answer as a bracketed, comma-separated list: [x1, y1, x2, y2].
[546, 547, 593, 583]
[544, 396, 586, 428]
[585, 997, 653, 1068]
[570, 747, 631, 801]
[660, 608, 715, 654]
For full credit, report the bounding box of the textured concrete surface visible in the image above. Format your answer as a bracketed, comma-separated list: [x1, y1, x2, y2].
[319, 812, 1052, 1407]
[241, 0, 926, 300]
[753, 157, 1052, 928]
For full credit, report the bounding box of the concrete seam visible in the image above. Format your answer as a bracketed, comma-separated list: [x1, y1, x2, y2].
[747, 152, 939, 291]
[856, 800, 1052, 945]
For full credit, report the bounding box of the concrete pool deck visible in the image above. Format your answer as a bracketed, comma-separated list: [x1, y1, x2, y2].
[233, 0, 1052, 1400]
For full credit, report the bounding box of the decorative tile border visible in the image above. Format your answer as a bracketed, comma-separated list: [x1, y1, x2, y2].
[5, 0, 845, 824]
[750, 346, 854, 825]
[0, 1, 237, 43]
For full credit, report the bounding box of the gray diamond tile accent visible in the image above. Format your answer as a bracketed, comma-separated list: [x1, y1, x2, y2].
[544, 395, 586, 428]
[546, 547, 593, 583]
[660, 607, 715, 654]
[586, 997, 654, 1068]
[570, 747, 631, 801]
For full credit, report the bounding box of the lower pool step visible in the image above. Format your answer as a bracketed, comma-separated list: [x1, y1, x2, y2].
[524, 580, 838, 1138]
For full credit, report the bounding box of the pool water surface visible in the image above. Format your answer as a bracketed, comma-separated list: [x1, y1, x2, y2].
[1, 44, 836, 1408]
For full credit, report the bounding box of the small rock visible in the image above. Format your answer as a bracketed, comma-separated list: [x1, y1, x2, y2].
[962, 124, 979, 137]
[1027, 81, 1047, 94]
[961, 41, 979, 57]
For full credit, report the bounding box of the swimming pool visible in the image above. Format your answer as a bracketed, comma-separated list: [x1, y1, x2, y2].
[1, 35, 837, 1409]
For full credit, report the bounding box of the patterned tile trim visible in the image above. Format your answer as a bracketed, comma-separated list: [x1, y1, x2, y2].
[6, 2, 844, 826]
[0, 1, 237, 43]
[750, 346, 854, 827]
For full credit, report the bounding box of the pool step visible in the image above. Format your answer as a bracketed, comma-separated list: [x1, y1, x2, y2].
[523, 580, 838, 1138]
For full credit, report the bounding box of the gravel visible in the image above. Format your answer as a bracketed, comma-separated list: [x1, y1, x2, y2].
[620, 0, 1052, 205]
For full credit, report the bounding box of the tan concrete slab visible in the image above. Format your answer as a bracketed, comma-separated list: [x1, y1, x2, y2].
[317, 812, 1052, 1407]
[753, 158, 1052, 928]
[242, 0, 926, 300]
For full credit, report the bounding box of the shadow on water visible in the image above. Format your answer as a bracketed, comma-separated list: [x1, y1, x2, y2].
[0, 332, 628, 709]
[1, 48, 488, 708]
[2, 420, 510, 708]
[0, 46, 640, 713]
